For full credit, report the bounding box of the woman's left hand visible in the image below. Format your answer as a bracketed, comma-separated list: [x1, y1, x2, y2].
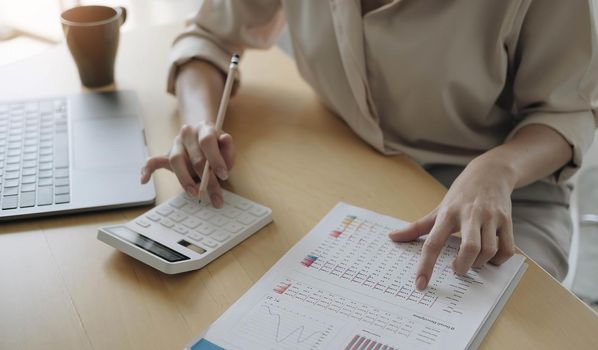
[389, 157, 517, 290]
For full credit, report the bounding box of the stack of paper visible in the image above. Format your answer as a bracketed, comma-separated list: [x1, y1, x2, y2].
[187, 203, 526, 350]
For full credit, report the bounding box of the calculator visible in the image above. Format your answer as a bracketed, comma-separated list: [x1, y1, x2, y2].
[97, 190, 272, 274]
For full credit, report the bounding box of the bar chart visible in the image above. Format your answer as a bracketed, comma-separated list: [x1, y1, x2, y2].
[344, 335, 396, 350]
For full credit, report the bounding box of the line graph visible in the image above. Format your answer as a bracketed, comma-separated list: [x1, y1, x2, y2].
[263, 305, 324, 344]
[235, 297, 335, 349]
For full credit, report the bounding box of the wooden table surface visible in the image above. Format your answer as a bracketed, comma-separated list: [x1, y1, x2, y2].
[0, 23, 596, 350]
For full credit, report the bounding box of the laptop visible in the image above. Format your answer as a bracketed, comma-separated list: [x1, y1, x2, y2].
[0, 90, 156, 221]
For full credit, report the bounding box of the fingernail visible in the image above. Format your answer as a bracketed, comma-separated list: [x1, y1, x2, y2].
[416, 275, 427, 290]
[211, 194, 223, 208]
[186, 185, 197, 196]
[216, 167, 228, 180]
[139, 168, 147, 183]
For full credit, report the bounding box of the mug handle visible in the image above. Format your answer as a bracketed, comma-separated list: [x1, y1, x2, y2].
[116, 6, 127, 26]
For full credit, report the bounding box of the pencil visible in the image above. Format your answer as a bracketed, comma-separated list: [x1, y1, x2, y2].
[198, 53, 240, 200]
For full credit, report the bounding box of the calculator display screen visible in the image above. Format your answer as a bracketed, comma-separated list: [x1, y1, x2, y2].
[107, 226, 190, 262]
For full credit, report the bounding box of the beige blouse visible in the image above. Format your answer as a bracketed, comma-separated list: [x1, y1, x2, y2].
[167, 0, 598, 183]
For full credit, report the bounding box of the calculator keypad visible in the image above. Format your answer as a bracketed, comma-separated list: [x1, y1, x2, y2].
[131, 191, 271, 255]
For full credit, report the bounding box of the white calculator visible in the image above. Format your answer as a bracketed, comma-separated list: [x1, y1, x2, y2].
[97, 190, 272, 274]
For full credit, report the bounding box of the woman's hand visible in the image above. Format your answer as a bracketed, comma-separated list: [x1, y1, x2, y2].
[389, 157, 517, 290]
[389, 124, 573, 290]
[140, 121, 235, 208]
[140, 59, 231, 207]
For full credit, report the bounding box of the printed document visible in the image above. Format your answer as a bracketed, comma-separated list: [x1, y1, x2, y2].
[188, 203, 527, 350]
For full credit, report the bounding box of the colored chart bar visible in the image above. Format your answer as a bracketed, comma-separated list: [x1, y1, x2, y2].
[344, 335, 394, 350]
[341, 215, 356, 229]
[301, 255, 318, 267]
[273, 282, 291, 294]
[329, 230, 343, 238]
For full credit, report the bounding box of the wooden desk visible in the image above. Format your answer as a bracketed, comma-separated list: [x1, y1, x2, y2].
[0, 23, 596, 350]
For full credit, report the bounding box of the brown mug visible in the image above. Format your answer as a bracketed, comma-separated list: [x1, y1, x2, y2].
[60, 6, 127, 87]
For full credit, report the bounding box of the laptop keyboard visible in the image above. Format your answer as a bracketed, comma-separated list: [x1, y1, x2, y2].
[0, 98, 70, 210]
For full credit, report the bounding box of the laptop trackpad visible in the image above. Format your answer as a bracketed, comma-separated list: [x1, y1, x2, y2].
[72, 117, 144, 169]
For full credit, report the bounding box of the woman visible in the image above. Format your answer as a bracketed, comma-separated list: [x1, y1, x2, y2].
[140, 0, 598, 290]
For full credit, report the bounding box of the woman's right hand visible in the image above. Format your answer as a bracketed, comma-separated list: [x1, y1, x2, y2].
[140, 121, 235, 208]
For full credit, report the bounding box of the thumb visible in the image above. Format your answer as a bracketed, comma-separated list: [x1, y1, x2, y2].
[389, 210, 436, 242]
[141, 155, 171, 184]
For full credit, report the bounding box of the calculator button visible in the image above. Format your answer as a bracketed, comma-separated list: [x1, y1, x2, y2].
[221, 191, 235, 204]
[169, 196, 188, 209]
[182, 217, 202, 229]
[173, 225, 189, 235]
[169, 211, 186, 223]
[197, 208, 214, 220]
[136, 219, 151, 228]
[197, 224, 214, 236]
[146, 212, 161, 222]
[233, 201, 253, 211]
[209, 203, 224, 212]
[202, 238, 218, 248]
[160, 219, 175, 228]
[249, 206, 268, 217]
[212, 231, 231, 242]
[209, 215, 228, 227]
[222, 205, 242, 219]
[157, 206, 174, 216]
[236, 213, 257, 225]
[223, 221, 243, 234]
[188, 232, 204, 243]
[182, 203, 201, 215]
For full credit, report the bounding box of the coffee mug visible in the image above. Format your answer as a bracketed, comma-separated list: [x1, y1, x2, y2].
[60, 6, 127, 87]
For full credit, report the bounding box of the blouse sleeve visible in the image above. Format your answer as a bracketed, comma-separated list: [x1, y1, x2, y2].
[507, 0, 598, 183]
[166, 0, 285, 94]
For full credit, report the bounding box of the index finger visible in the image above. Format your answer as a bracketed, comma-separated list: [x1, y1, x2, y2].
[180, 124, 205, 177]
[415, 215, 453, 290]
[169, 137, 198, 196]
[199, 127, 228, 180]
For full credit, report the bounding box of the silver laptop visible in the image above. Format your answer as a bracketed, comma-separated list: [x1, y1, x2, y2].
[0, 90, 156, 220]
